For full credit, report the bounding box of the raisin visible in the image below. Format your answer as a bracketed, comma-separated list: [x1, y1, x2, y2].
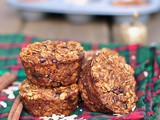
[123, 103, 127, 109]
[32, 73, 39, 78]
[113, 96, 119, 102]
[62, 46, 68, 49]
[52, 59, 57, 63]
[119, 87, 124, 93]
[113, 88, 119, 94]
[40, 58, 46, 63]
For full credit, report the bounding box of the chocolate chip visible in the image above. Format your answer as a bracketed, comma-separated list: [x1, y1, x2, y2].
[119, 87, 124, 93]
[32, 73, 38, 78]
[52, 59, 57, 63]
[43, 44, 47, 48]
[113, 96, 118, 102]
[62, 46, 67, 49]
[123, 103, 127, 109]
[113, 88, 119, 94]
[40, 58, 46, 63]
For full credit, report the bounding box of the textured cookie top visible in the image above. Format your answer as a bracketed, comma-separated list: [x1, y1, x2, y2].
[91, 51, 132, 80]
[19, 80, 78, 101]
[90, 52, 137, 114]
[19, 40, 84, 64]
[83, 48, 125, 68]
[85, 48, 124, 62]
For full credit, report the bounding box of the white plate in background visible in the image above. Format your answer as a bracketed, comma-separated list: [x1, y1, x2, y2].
[6, 0, 160, 15]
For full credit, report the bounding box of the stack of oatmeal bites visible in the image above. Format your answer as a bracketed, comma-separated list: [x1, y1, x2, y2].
[19, 40, 84, 117]
[19, 40, 138, 117]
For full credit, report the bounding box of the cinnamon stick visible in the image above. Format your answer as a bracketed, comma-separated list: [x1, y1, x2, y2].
[11, 102, 23, 120]
[8, 95, 21, 120]
[0, 72, 16, 91]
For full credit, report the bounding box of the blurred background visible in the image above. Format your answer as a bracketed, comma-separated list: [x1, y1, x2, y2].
[1, 0, 160, 44]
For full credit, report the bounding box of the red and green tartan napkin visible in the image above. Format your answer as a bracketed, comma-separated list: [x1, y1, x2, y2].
[0, 34, 160, 120]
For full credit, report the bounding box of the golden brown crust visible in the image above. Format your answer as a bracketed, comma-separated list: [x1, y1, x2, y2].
[79, 49, 137, 114]
[20, 40, 84, 64]
[19, 80, 78, 117]
[79, 62, 113, 113]
[19, 40, 84, 87]
[84, 48, 125, 63]
[24, 60, 82, 87]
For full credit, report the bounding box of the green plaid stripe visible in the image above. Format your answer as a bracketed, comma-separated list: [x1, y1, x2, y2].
[0, 34, 160, 120]
[148, 44, 160, 120]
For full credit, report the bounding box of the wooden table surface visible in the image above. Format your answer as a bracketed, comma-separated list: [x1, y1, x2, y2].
[0, 0, 160, 44]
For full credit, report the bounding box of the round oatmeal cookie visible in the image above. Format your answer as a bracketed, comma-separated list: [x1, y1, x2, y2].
[19, 40, 84, 87]
[79, 50, 138, 114]
[19, 80, 78, 117]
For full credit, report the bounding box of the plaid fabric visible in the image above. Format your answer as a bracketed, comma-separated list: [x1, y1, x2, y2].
[0, 34, 160, 120]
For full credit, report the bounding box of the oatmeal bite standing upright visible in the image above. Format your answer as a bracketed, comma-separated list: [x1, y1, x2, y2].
[79, 49, 137, 114]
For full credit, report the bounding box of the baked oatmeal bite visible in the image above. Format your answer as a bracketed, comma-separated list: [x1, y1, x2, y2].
[19, 40, 84, 87]
[19, 80, 79, 117]
[79, 50, 137, 114]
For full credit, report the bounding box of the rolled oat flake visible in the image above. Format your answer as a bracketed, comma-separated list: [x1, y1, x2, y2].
[8, 86, 19, 91]
[0, 101, 7, 108]
[40, 114, 77, 120]
[2, 89, 13, 94]
[8, 93, 15, 99]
